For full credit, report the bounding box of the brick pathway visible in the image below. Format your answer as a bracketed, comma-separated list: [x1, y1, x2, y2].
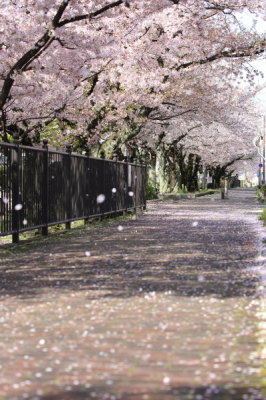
[0, 188, 265, 400]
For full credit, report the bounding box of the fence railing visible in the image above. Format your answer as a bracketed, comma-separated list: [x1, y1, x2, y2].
[0, 140, 147, 243]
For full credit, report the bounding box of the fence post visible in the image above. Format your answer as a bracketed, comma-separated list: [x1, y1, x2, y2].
[65, 144, 72, 230]
[143, 161, 147, 211]
[133, 160, 137, 212]
[100, 151, 105, 219]
[138, 158, 143, 212]
[113, 155, 118, 217]
[125, 156, 129, 213]
[84, 149, 90, 225]
[221, 178, 229, 200]
[11, 133, 20, 243]
[42, 139, 49, 236]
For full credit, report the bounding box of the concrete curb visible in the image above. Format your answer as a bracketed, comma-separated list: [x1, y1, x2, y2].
[157, 190, 216, 201]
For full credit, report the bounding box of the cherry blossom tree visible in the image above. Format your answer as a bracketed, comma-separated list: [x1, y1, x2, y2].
[117, 79, 264, 191]
[0, 0, 265, 191]
[0, 0, 265, 138]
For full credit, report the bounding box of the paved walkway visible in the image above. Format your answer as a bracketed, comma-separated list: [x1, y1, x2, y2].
[0, 189, 265, 400]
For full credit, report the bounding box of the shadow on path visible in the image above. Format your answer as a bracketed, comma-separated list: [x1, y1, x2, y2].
[0, 189, 263, 300]
[30, 383, 266, 400]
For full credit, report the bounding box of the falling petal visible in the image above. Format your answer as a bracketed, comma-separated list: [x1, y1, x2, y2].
[97, 194, 105, 204]
[163, 376, 171, 384]
[198, 275, 205, 282]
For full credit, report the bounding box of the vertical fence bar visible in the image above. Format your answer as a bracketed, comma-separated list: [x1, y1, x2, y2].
[42, 139, 49, 236]
[125, 156, 129, 213]
[84, 152, 90, 225]
[134, 162, 137, 212]
[11, 135, 20, 243]
[65, 144, 72, 230]
[113, 156, 117, 216]
[100, 151, 105, 219]
[143, 162, 147, 210]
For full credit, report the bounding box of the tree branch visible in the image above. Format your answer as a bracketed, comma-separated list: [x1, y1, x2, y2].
[168, 0, 180, 4]
[174, 42, 266, 71]
[0, 31, 55, 110]
[58, 0, 124, 27]
[223, 154, 245, 169]
[148, 109, 198, 121]
[203, 1, 236, 12]
[0, 0, 124, 111]
[52, 0, 71, 26]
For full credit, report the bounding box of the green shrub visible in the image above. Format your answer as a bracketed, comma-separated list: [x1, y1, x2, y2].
[256, 185, 266, 203]
[146, 183, 157, 200]
[259, 208, 266, 224]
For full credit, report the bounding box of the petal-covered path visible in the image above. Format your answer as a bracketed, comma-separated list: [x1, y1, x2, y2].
[0, 189, 265, 400]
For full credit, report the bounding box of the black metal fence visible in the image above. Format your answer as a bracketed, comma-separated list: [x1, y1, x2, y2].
[0, 141, 147, 243]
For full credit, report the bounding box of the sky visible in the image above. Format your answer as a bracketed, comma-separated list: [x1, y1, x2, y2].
[237, 11, 266, 116]
[232, 11, 266, 178]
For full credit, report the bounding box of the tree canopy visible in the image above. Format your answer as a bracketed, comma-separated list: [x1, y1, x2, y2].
[0, 0, 265, 185]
